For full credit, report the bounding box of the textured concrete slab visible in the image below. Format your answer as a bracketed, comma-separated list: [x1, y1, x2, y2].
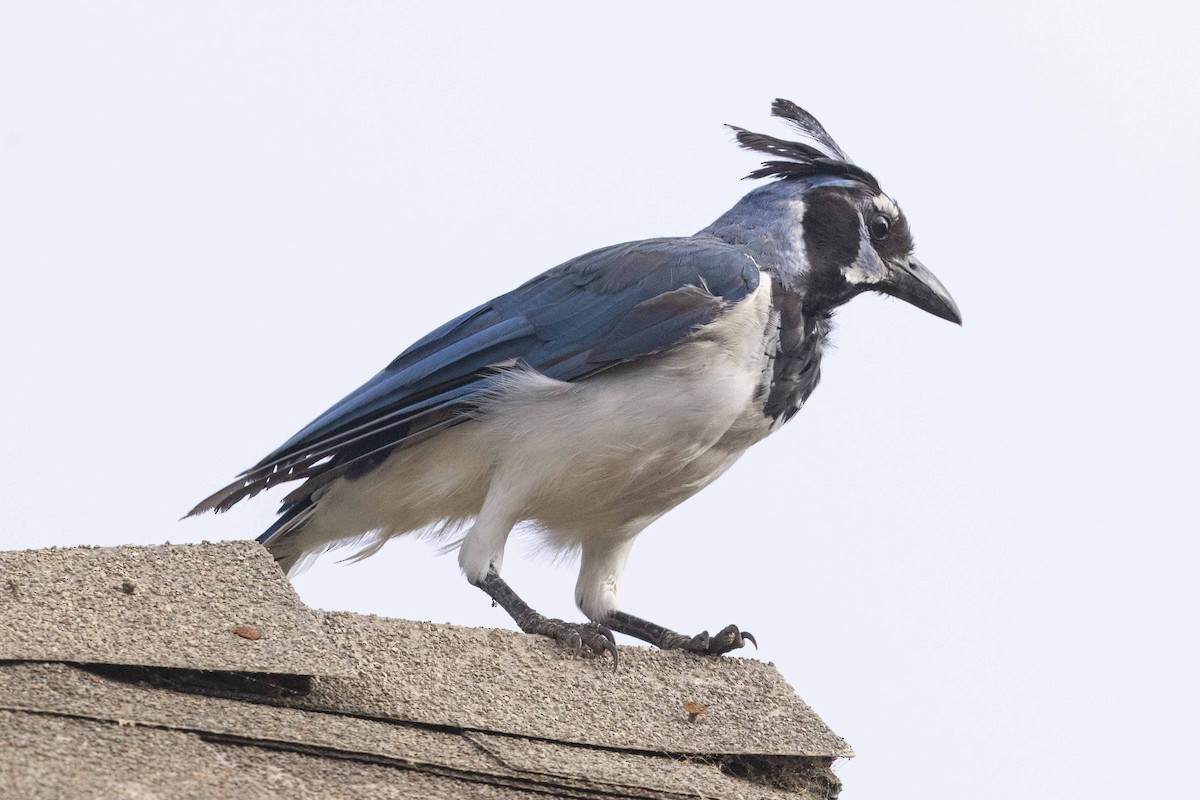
[0, 662, 496, 776]
[0, 711, 536, 800]
[0, 540, 849, 797]
[0, 541, 350, 675]
[304, 612, 853, 758]
[0, 662, 834, 799]
[467, 731, 823, 800]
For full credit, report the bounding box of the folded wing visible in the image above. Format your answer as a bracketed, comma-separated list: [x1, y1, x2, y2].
[190, 237, 760, 515]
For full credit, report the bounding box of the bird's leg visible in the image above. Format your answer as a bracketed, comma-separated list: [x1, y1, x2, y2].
[473, 568, 619, 667]
[574, 537, 753, 657]
[605, 610, 756, 656]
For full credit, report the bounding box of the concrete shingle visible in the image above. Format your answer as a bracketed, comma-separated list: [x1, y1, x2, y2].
[0, 662, 497, 776]
[466, 731, 820, 800]
[303, 612, 853, 758]
[0, 711, 537, 800]
[0, 663, 834, 799]
[0, 540, 849, 798]
[0, 541, 350, 675]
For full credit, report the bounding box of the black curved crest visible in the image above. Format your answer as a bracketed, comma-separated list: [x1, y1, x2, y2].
[729, 99, 880, 191]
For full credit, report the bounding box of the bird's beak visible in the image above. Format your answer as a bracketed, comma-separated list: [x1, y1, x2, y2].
[879, 257, 962, 325]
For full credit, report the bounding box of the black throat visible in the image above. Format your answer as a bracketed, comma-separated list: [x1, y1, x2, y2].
[762, 279, 831, 424]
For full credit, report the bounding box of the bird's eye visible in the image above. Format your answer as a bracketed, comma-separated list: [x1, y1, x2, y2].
[869, 214, 891, 241]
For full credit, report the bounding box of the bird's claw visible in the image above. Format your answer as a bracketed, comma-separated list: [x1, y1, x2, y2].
[597, 627, 620, 670]
[539, 619, 619, 669]
[674, 624, 756, 656]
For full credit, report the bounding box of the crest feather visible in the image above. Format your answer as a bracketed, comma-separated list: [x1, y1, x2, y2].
[729, 99, 879, 191]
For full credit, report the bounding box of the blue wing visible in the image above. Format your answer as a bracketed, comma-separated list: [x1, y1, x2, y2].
[190, 237, 760, 514]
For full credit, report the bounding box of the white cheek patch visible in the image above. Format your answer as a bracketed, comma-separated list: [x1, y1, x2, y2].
[841, 264, 876, 284]
[841, 245, 885, 284]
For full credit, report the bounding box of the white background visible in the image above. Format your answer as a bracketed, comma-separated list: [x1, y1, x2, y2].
[2, 2, 1197, 797]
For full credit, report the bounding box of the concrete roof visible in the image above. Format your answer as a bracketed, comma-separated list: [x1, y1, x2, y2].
[0, 540, 850, 799]
[0, 541, 350, 675]
[305, 611, 851, 757]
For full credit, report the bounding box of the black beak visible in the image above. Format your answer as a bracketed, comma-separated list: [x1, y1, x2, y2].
[878, 257, 962, 325]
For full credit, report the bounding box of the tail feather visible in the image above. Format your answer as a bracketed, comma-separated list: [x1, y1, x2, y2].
[256, 496, 318, 576]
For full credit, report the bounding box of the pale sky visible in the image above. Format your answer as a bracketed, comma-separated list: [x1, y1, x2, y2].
[2, 3, 1197, 797]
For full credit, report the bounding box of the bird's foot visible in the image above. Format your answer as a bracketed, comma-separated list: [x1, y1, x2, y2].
[472, 568, 618, 668]
[606, 611, 756, 656]
[520, 615, 619, 666]
[659, 624, 757, 656]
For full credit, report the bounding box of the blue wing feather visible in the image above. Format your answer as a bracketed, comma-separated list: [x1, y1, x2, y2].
[189, 236, 759, 515]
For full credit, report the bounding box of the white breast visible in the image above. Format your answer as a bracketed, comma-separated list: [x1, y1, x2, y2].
[471, 274, 778, 538]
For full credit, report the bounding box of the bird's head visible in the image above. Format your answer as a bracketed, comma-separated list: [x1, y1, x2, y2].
[714, 99, 961, 325]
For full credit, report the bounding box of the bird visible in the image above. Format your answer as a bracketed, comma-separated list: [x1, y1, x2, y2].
[190, 99, 960, 666]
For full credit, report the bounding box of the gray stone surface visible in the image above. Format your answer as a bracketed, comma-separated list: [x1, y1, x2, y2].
[0, 662, 831, 799]
[0, 711, 535, 800]
[303, 611, 853, 758]
[467, 731, 806, 800]
[0, 540, 849, 799]
[0, 541, 351, 675]
[0, 662, 496, 775]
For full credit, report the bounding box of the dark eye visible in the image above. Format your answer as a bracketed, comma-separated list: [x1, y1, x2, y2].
[869, 214, 891, 241]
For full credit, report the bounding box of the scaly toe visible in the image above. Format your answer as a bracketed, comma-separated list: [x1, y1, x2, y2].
[666, 624, 755, 656]
[706, 624, 755, 655]
[531, 619, 619, 668]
